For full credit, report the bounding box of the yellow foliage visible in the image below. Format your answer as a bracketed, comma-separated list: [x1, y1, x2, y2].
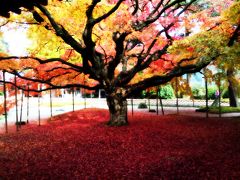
[222, 1, 240, 24]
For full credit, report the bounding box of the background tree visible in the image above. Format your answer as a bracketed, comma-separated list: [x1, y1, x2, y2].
[0, 0, 236, 125]
[170, 0, 240, 106]
[217, 1, 240, 107]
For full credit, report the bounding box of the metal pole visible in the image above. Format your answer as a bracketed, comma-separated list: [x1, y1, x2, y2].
[3, 71, 8, 133]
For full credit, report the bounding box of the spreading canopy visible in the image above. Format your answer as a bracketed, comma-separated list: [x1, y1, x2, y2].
[0, 0, 238, 124]
[0, 0, 220, 93]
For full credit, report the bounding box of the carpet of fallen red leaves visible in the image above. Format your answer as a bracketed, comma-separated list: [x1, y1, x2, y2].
[0, 108, 240, 179]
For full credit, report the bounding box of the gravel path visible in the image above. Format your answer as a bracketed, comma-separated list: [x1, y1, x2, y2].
[1, 97, 239, 134]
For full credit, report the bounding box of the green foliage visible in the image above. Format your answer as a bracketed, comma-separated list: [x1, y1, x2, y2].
[159, 84, 175, 99]
[138, 102, 148, 109]
[192, 86, 218, 99]
[208, 86, 219, 99]
[0, 92, 3, 96]
[222, 88, 240, 99]
[141, 90, 146, 98]
[142, 90, 155, 98]
[192, 87, 205, 99]
[197, 106, 240, 113]
[141, 85, 174, 99]
[211, 11, 220, 17]
[222, 1, 240, 25]
[222, 89, 229, 99]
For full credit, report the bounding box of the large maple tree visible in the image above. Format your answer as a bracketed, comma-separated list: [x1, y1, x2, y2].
[0, 0, 236, 125]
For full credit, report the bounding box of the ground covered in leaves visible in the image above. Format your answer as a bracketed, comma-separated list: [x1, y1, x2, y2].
[0, 108, 240, 179]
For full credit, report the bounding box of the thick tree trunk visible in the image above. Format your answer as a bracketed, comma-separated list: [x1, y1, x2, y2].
[228, 84, 238, 107]
[227, 69, 238, 107]
[106, 94, 128, 126]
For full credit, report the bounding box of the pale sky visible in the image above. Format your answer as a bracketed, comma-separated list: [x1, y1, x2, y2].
[2, 26, 31, 56]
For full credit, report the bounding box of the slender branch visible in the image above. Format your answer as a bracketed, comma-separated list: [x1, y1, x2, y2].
[148, 0, 164, 18]
[115, 43, 170, 87]
[145, 23, 174, 58]
[125, 55, 218, 97]
[94, 0, 124, 24]
[131, 0, 139, 15]
[9, 20, 40, 25]
[4, 70, 100, 91]
[175, 0, 196, 17]
[0, 20, 9, 27]
[35, 4, 84, 54]
[45, 66, 76, 73]
[133, 0, 197, 31]
[0, 79, 100, 93]
[0, 56, 83, 72]
[114, 21, 174, 86]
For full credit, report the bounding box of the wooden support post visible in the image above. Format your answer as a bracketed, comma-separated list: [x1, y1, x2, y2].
[204, 69, 209, 118]
[148, 98, 150, 111]
[72, 88, 75, 112]
[131, 98, 134, 116]
[218, 76, 221, 118]
[156, 87, 159, 115]
[83, 77, 87, 109]
[176, 78, 179, 114]
[19, 89, 24, 126]
[50, 89, 53, 118]
[38, 86, 41, 126]
[14, 75, 19, 131]
[27, 84, 30, 124]
[3, 71, 8, 133]
[84, 95, 87, 109]
[159, 86, 164, 115]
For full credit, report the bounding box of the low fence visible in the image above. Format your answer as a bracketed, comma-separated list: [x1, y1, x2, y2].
[0, 96, 232, 134]
[127, 98, 229, 107]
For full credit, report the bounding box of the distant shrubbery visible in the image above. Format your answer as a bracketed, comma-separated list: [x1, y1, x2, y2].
[192, 86, 218, 100]
[85, 85, 234, 100]
[138, 103, 148, 109]
[159, 84, 175, 99]
[196, 106, 240, 113]
[142, 84, 175, 99]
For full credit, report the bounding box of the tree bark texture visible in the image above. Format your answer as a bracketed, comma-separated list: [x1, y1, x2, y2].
[106, 94, 128, 126]
[227, 69, 238, 107]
